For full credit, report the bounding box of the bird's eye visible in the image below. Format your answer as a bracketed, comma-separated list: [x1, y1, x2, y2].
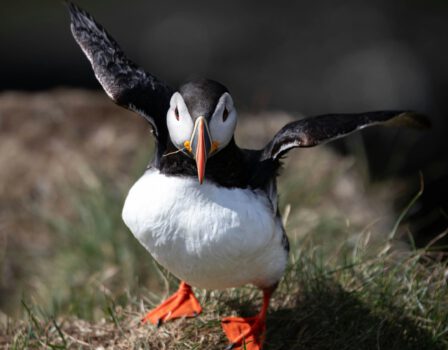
[175, 107, 180, 121]
[222, 108, 229, 122]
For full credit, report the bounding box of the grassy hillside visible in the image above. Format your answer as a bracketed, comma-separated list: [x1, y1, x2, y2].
[0, 91, 447, 349]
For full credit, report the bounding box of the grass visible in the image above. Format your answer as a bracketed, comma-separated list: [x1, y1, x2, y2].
[4, 227, 448, 349]
[0, 91, 447, 349]
[3, 159, 448, 349]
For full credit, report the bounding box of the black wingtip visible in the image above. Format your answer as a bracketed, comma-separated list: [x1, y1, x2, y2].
[65, 1, 93, 26]
[410, 112, 431, 129]
[392, 112, 432, 129]
[65, 0, 111, 48]
[65, 1, 79, 19]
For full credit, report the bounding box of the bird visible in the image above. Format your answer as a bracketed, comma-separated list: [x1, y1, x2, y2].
[67, 3, 429, 349]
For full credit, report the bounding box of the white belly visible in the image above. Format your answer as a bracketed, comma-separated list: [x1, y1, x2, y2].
[122, 169, 287, 290]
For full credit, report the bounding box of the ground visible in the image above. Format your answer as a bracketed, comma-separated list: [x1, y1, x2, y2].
[0, 90, 447, 349]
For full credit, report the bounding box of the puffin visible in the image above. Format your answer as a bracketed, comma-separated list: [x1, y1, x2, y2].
[68, 3, 428, 349]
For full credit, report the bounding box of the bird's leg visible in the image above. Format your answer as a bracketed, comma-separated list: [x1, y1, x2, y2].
[221, 287, 274, 350]
[142, 281, 202, 326]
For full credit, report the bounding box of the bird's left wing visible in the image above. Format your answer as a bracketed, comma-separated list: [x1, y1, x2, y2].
[262, 111, 429, 161]
[68, 2, 174, 141]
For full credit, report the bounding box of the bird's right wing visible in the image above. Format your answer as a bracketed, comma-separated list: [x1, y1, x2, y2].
[68, 2, 174, 141]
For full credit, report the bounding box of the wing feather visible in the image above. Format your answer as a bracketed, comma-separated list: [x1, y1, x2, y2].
[263, 111, 429, 161]
[67, 2, 173, 140]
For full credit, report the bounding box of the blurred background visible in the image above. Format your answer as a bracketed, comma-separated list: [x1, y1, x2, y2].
[1, 0, 447, 321]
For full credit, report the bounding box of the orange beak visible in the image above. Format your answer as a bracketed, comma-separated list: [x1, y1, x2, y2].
[190, 117, 212, 184]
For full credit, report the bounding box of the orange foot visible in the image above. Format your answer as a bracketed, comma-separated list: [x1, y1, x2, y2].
[221, 287, 274, 350]
[222, 314, 266, 350]
[142, 282, 202, 326]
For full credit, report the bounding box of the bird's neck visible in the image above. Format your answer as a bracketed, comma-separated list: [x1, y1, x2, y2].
[156, 138, 250, 189]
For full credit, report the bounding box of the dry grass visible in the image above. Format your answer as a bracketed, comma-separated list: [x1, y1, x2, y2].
[0, 90, 447, 349]
[4, 243, 448, 349]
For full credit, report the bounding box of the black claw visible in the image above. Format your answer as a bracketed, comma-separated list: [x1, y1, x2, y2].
[156, 318, 163, 328]
[193, 311, 198, 317]
[224, 344, 235, 350]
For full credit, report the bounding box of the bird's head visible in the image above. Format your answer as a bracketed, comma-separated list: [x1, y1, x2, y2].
[166, 79, 237, 184]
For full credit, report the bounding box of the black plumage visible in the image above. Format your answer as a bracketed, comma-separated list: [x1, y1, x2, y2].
[179, 79, 229, 121]
[68, 2, 428, 191]
[68, 4, 430, 348]
[262, 111, 429, 161]
[159, 139, 251, 188]
[68, 2, 173, 163]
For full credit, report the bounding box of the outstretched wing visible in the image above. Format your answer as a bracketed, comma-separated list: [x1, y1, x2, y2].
[262, 111, 429, 161]
[67, 2, 173, 141]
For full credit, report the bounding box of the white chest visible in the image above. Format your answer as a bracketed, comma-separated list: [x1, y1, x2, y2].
[122, 169, 287, 289]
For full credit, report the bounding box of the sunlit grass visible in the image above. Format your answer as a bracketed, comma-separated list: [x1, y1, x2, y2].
[2, 134, 447, 349]
[23, 144, 161, 321]
[8, 227, 448, 349]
